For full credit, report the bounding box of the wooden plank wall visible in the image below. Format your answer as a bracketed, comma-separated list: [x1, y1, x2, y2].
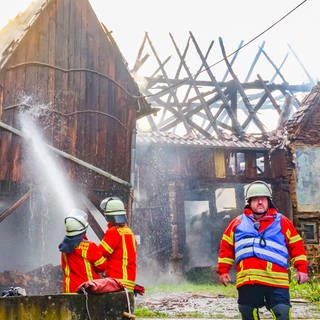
[0, 0, 138, 195]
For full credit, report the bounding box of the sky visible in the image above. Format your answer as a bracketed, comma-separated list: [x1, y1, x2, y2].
[0, 0, 318, 83]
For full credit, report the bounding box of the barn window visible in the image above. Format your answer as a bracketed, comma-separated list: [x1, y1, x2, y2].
[215, 188, 237, 214]
[226, 152, 245, 175]
[236, 152, 245, 174]
[301, 222, 318, 243]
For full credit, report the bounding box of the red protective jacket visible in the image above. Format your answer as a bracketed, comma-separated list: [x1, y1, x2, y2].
[61, 239, 107, 293]
[99, 223, 137, 291]
[217, 207, 308, 289]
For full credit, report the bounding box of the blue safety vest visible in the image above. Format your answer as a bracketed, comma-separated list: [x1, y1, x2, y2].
[234, 213, 289, 268]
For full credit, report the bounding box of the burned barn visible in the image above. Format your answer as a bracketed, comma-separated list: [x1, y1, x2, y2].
[0, 0, 152, 273]
[131, 32, 316, 278]
[133, 131, 272, 278]
[0, 0, 319, 287]
[270, 83, 320, 275]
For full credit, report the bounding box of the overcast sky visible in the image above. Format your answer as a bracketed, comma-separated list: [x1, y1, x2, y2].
[89, 0, 319, 82]
[0, 0, 318, 82]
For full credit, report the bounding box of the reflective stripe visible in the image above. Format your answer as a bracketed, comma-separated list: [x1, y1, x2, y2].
[218, 257, 234, 265]
[239, 247, 288, 264]
[235, 237, 255, 249]
[237, 246, 288, 265]
[237, 274, 289, 287]
[237, 267, 289, 279]
[236, 268, 289, 287]
[94, 256, 107, 267]
[82, 246, 93, 280]
[253, 307, 260, 320]
[236, 237, 288, 254]
[222, 233, 233, 246]
[100, 239, 114, 254]
[270, 308, 277, 320]
[122, 233, 128, 281]
[63, 253, 70, 293]
[289, 234, 302, 244]
[120, 279, 135, 291]
[291, 255, 307, 263]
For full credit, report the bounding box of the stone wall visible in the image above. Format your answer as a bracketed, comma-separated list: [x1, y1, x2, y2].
[0, 292, 135, 320]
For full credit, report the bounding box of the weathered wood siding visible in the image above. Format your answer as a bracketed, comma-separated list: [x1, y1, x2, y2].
[276, 84, 320, 273]
[133, 140, 272, 273]
[0, 0, 139, 194]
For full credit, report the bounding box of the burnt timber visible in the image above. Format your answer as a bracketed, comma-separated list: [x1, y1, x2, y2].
[132, 32, 312, 138]
[131, 31, 318, 277]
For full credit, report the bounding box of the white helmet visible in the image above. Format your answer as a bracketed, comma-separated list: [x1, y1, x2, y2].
[65, 209, 88, 236]
[100, 197, 127, 224]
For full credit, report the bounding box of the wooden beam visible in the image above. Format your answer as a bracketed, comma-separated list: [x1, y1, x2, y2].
[287, 44, 315, 86]
[270, 53, 289, 83]
[131, 32, 149, 73]
[222, 40, 244, 82]
[145, 33, 192, 134]
[81, 195, 105, 240]
[260, 47, 300, 107]
[182, 40, 214, 103]
[244, 41, 265, 82]
[219, 37, 266, 134]
[170, 32, 222, 137]
[241, 92, 269, 130]
[0, 190, 31, 223]
[257, 74, 281, 114]
[189, 32, 244, 137]
[0, 120, 131, 187]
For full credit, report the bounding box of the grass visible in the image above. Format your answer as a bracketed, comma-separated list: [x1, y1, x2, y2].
[145, 281, 237, 297]
[134, 280, 320, 318]
[290, 279, 320, 302]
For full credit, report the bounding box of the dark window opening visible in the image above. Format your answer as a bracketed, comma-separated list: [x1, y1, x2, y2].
[301, 222, 318, 243]
[236, 152, 245, 175]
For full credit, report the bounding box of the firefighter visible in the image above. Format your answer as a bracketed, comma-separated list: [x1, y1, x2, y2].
[99, 197, 137, 291]
[59, 209, 107, 293]
[217, 180, 309, 320]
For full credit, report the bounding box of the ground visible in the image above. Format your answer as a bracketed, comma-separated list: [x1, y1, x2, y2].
[135, 292, 320, 319]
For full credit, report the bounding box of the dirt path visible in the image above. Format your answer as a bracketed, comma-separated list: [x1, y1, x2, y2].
[135, 292, 320, 319]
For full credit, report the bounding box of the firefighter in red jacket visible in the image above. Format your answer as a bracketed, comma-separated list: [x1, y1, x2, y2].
[217, 180, 309, 320]
[59, 209, 107, 293]
[99, 197, 137, 291]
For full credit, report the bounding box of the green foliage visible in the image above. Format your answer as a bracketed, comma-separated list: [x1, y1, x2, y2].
[290, 278, 320, 303]
[134, 307, 239, 319]
[134, 307, 168, 318]
[289, 266, 320, 302]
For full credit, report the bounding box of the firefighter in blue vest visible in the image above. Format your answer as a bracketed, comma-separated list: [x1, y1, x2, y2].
[218, 180, 308, 320]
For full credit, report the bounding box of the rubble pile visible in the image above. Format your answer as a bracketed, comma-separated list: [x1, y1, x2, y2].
[0, 264, 62, 295]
